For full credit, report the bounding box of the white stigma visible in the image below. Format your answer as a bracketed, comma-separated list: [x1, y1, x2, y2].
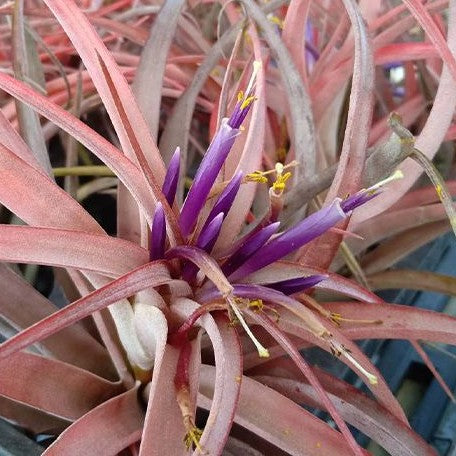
[245, 60, 262, 98]
[368, 169, 404, 193]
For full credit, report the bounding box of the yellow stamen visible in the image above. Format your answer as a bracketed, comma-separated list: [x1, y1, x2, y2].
[176, 387, 205, 452]
[240, 95, 256, 110]
[246, 161, 298, 186]
[246, 171, 268, 183]
[272, 172, 292, 193]
[184, 427, 204, 452]
[228, 296, 269, 358]
[248, 299, 264, 311]
[267, 14, 284, 29]
[237, 90, 244, 103]
[330, 341, 378, 386]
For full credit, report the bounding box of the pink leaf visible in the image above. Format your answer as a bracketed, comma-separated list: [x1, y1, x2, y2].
[0, 264, 113, 377]
[0, 352, 122, 421]
[44, 386, 143, 455]
[139, 345, 187, 455]
[300, 0, 374, 269]
[255, 374, 435, 456]
[0, 225, 148, 276]
[0, 74, 158, 220]
[0, 261, 172, 360]
[352, 0, 456, 225]
[247, 310, 365, 455]
[42, 0, 167, 180]
[328, 301, 456, 344]
[232, 373, 360, 455]
[0, 143, 101, 233]
[172, 299, 242, 455]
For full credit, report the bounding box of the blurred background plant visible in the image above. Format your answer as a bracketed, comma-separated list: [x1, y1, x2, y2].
[0, 0, 455, 455]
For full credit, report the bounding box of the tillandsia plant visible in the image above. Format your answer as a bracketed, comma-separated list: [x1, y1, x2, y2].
[1, 0, 456, 455]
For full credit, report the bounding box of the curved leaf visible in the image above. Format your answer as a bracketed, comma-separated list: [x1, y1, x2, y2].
[232, 373, 357, 456]
[44, 386, 143, 455]
[0, 352, 122, 421]
[0, 261, 172, 361]
[0, 225, 147, 277]
[0, 264, 113, 377]
[255, 374, 435, 456]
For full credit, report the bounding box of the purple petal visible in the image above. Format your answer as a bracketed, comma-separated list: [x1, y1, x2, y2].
[340, 190, 380, 213]
[179, 121, 239, 238]
[229, 199, 347, 281]
[267, 274, 328, 295]
[197, 212, 225, 252]
[182, 213, 225, 283]
[223, 222, 281, 277]
[228, 100, 254, 129]
[150, 202, 166, 260]
[204, 170, 243, 229]
[162, 146, 180, 205]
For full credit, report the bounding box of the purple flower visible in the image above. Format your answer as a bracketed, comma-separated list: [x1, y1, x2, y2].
[267, 274, 328, 295]
[150, 202, 166, 261]
[229, 199, 347, 282]
[179, 121, 240, 238]
[162, 147, 180, 205]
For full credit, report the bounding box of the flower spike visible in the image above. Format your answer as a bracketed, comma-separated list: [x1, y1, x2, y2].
[228, 60, 261, 128]
[179, 121, 239, 238]
[197, 212, 225, 253]
[180, 63, 260, 238]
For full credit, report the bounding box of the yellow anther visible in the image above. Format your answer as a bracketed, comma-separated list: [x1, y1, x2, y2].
[272, 172, 292, 193]
[247, 162, 297, 187]
[246, 171, 268, 184]
[237, 90, 244, 103]
[268, 14, 284, 29]
[184, 427, 204, 452]
[240, 95, 256, 110]
[248, 299, 264, 311]
[436, 184, 443, 199]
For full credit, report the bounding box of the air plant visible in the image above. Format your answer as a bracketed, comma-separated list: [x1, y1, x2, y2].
[0, 1, 456, 455]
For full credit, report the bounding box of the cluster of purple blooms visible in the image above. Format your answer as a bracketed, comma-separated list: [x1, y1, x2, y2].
[150, 66, 388, 297]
